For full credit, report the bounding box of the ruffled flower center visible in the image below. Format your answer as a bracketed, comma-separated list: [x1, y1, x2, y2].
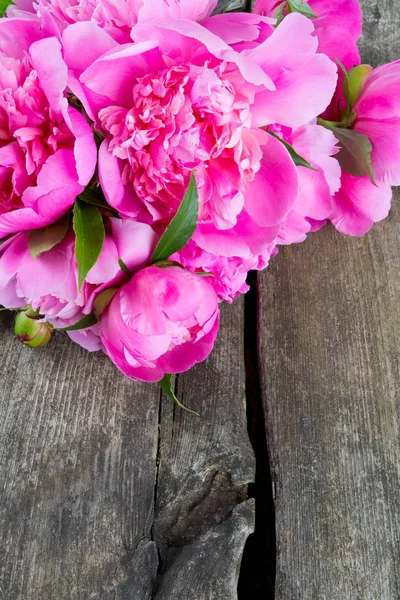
[99, 61, 263, 227]
[0, 53, 74, 211]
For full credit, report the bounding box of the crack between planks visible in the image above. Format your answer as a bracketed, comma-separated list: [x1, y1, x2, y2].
[152, 386, 164, 526]
[238, 271, 276, 599]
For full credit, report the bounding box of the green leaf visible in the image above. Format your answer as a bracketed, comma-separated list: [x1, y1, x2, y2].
[268, 131, 317, 171]
[158, 374, 199, 416]
[287, 0, 316, 18]
[118, 258, 132, 276]
[28, 214, 70, 259]
[73, 200, 105, 289]
[152, 172, 198, 263]
[273, 1, 286, 25]
[93, 287, 118, 317]
[153, 260, 182, 269]
[59, 312, 98, 331]
[78, 187, 118, 214]
[336, 59, 352, 110]
[0, 0, 14, 17]
[329, 127, 376, 184]
[195, 272, 215, 278]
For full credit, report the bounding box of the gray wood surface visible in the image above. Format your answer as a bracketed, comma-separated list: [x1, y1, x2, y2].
[257, 2, 400, 598]
[0, 299, 254, 599]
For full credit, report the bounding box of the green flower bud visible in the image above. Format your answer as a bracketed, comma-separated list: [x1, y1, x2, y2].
[14, 309, 54, 348]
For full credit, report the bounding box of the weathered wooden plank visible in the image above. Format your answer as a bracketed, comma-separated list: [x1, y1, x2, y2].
[0, 299, 253, 598]
[153, 298, 255, 599]
[0, 311, 161, 599]
[257, 2, 400, 597]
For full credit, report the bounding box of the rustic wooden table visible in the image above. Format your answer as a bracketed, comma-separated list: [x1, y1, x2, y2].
[0, 1, 399, 599]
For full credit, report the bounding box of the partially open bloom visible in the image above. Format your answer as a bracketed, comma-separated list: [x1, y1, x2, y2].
[351, 61, 400, 186]
[14, 306, 54, 348]
[0, 218, 158, 349]
[253, 0, 362, 69]
[324, 60, 400, 235]
[0, 24, 96, 237]
[100, 265, 220, 382]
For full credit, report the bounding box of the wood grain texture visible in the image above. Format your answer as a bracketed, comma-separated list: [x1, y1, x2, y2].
[0, 298, 254, 599]
[257, 2, 400, 597]
[0, 310, 161, 599]
[153, 297, 255, 599]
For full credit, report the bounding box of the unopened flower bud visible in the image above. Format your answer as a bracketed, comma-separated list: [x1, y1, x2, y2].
[14, 309, 54, 348]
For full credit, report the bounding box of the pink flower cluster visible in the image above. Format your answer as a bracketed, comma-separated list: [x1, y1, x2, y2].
[0, 0, 398, 392]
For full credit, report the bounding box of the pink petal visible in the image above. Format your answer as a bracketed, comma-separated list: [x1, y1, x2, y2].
[249, 13, 338, 128]
[0, 150, 81, 237]
[0, 16, 42, 59]
[62, 21, 118, 77]
[98, 139, 145, 218]
[65, 106, 97, 186]
[244, 134, 299, 227]
[138, 0, 218, 23]
[109, 218, 158, 272]
[86, 235, 120, 284]
[81, 41, 165, 110]
[131, 20, 274, 89]
[29, 37, 68, 119]
[330, 172, 392, 236]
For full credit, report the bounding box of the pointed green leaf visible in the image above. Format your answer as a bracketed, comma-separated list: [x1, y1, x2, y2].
[158, 374, 199, 416]
[93, 288, 118, 317]
[288, 0, 316, 18]
[152, 172, 198, 263]
[73, 200, 105, 289]
[118, 258, 132, 276]
[78, 187, 118, 213]
[213, 0, 233, 14]
[153, 260, 182, 269]
[28, 214, 70, 259]
[0, 0, 14, 17]
[59, 312, 98, 331]
[336, 59, 352, 110]
[329, 127, 376, 184]
[273, 1, 286, 25]
[268, 131, 317, 171]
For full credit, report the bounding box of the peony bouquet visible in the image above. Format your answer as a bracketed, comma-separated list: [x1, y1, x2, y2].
[0, 0, 398, 409]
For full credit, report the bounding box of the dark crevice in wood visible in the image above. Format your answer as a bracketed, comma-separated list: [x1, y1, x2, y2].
[152, 388, 163, 515]
[150, 389, 163, 595]
[238, 272, 276, 599]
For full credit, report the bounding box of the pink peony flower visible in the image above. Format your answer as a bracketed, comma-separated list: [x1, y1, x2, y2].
[272, 122, 341, 245]
[253, 0, 362, 70]
[324, 61, 400, 236]
[0, 218, 158, 349]
[329, 172, 392, 237]
[350, 61, 400, 186]
[0, 25, 96, 238]
[61, 13, 336, 300]
[100, 265, 220, 382]
[8, 0, 219, 42]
